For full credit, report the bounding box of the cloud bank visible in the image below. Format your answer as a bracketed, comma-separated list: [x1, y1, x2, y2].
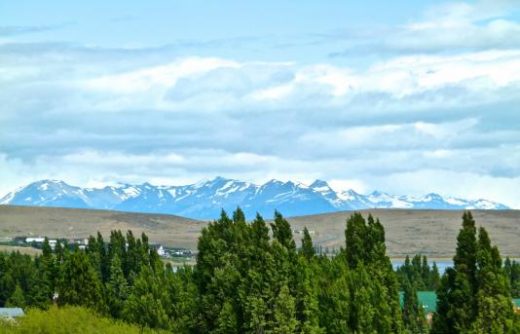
[1, 0, 519, 208]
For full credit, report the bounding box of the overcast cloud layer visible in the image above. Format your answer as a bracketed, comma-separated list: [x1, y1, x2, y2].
[1, 0, 520, 208]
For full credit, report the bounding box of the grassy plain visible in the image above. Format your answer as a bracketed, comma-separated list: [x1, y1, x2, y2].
[1, 205, 519, 258]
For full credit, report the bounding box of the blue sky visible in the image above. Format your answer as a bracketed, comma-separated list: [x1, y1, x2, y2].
[1, 0, 520, 207]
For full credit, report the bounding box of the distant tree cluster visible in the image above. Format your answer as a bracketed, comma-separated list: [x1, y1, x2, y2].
[0, 210, 519, 333]
[505, 257, 520, 299]
[396, 255, 441, 291]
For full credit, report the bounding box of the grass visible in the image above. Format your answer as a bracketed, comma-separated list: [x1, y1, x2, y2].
[0, 306, 168, 334]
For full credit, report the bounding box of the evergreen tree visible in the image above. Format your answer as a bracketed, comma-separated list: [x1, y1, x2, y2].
[402, 281, 427, 333]
[271, 211, 296, 251]
[273, 285, 298, 334]
[344, 212, 403, 333]
[215, 301, 238, 334]
[6, 284, 25, 308]
[470, 227, 515, 333]
[433, 211, 478, 333]
[300, 227, 315, 260]
[57, 250, 103, 311]
[505, 257, 520, 298]
[123, 266, 169, 330]
[106, 254, 129, 318]
[433, 212, 517, 333]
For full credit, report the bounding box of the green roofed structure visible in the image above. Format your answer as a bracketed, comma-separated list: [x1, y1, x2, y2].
[399, 291, 437, 314]
[400, 293, 520, 315]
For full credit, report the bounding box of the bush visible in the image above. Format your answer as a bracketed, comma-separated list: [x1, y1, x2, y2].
[0, 306, 167, 334]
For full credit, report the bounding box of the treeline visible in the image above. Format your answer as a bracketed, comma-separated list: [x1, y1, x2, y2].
[0, 210, 519, 333]
[505, 257, 520, 298]
[395, 254, 441, 291]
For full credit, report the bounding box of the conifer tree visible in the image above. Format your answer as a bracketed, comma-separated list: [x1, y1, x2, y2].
[6, 284, 25, 308]
[433, 212, 517, 333]
[300, 227, 315, 260]
[402, 281, 427, 334]
[58, 251, 103, 310]
[106, 254, 129, 318]
[433, 211, 478, 333]
[272, 211, 296, 251]
[123, 266, 169, 330]
[471, 227, 515, 333]
[273, 285, 298, 334]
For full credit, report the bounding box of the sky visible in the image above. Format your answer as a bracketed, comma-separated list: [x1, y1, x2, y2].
[1, 0, 520, 208]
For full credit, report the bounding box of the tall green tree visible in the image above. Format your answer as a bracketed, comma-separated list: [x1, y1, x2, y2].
[433, 211, 478, 333]
[273, 285, 298, 334]
[106, 254, 129, 318]
[6, 284, 25, 308]
[123, 266, 169, 331]
[470, 227, 515, 333]
[58, 251, 103, 311]
[402, 281, 427, 334]
[300, 227, 315, 260]
[433, 212, 517, 333]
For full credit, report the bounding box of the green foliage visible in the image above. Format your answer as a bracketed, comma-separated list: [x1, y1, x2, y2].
[505, 257, 520, 298]
[2, 209, 518, 333]
[345, 212, 404, 333]
[57, 250, 103, 310]
[273, 285, 298, 334]
[300, 227, 316, 260]
[272, 210, 296, 251]
[106, 254, 129, 318]
[402, 281, 427, 333]
[396, 254, 441, 291]
[432, 211, 517, 334]
[123, 266, 170, 330]
[6, 284, 26, 308]
[0, 306, 167, 334]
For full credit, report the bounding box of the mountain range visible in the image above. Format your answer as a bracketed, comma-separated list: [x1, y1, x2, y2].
[0, 178, 509, 220]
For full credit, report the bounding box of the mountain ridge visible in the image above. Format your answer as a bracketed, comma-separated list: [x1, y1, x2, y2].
[0, 178, 509, 220]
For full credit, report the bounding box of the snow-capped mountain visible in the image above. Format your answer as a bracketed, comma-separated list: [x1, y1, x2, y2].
[0, 178, 509, 220]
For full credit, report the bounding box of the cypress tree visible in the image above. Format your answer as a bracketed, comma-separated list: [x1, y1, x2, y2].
[402, 281, 427, 333]
[300, 227, 315, 260]
[106, 254, 129, 318]
[58, 251, 103, 311]
[6, 284, 26, 308]
[273, 285, 298, 334]
[123, 266, 169, 330]
[433, 211, 478, 333]
[471, 227, 515, 333]
[272, 211, 296, 251]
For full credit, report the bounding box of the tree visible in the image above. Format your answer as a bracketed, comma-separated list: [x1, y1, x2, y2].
[300, 227, 315, 260]
[272, 211, 296, 251]
[57, 251, 103, 311]
[344, 213, 403, 333]
[215, 301, 238, 334]
[273, 285, 298, 334]
[6, 284, 25, 308]
[106, 254, 129, 318]
[402, 281, 426, 333]
[433, 211, 478, 333]
[470, 227, 515, 333]
[123, 267, 169, 331]
[433, 212, 517, 333]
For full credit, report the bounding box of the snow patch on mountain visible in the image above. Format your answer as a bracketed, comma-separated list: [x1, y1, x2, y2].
[0, 178, 510, 220]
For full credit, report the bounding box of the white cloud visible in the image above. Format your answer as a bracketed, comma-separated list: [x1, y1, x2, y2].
[1, 1, 520, 208]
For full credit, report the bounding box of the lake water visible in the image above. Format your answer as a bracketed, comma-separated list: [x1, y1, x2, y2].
[392, 259, 453, 274]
